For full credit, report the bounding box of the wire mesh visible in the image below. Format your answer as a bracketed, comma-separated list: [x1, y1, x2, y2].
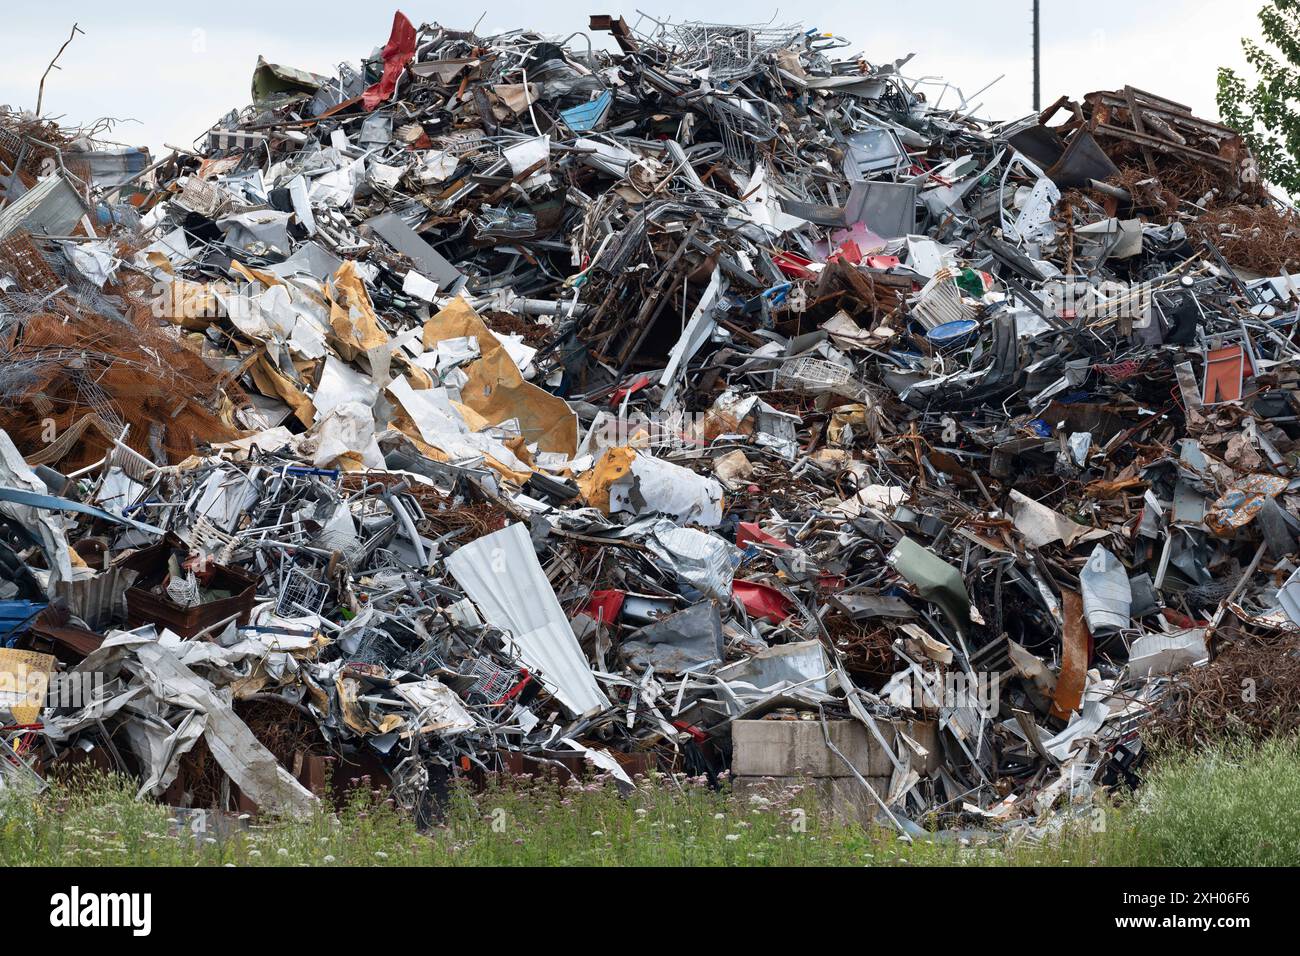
[347, 626, 405, 666]
[400, 636, 447, 676]
[275, 561, 329, 618]
[649, 20, 802, 80]
[465, 656, 515, 701]
[777, 355, 867, 400]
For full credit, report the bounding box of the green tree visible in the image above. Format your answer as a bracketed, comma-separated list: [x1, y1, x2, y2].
[1218, 1, 1300, 196]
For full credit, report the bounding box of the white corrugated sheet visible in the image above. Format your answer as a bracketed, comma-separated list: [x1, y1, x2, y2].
[445, 522, 608, 715]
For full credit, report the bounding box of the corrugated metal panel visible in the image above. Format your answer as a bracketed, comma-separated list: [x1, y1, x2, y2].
[53, 567, 134, 632]
[445, 522, 608, 715]
[0, 174, 87, 240]
[79, 147, 151, 188]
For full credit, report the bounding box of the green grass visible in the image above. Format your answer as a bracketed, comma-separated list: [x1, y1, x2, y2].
[1124, 734, 1300, 866]
[4, 737, 1300, 866]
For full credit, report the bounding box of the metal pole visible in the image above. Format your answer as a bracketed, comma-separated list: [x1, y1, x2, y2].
[1032, 0, 1041, 113]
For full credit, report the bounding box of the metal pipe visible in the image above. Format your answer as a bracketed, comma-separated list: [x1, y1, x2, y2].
[1032, 0, 1041, 113]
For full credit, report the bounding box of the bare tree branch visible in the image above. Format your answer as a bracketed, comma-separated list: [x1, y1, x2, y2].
[35, 22, 84, 117]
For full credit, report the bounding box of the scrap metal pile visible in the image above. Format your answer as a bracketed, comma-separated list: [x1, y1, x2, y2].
[2, 10, 1300, 832]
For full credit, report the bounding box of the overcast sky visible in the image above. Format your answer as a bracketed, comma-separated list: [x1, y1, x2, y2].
[0, 1, 1270, 156]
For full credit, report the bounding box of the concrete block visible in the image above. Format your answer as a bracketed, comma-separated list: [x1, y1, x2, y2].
[731, 718, 940, 779]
